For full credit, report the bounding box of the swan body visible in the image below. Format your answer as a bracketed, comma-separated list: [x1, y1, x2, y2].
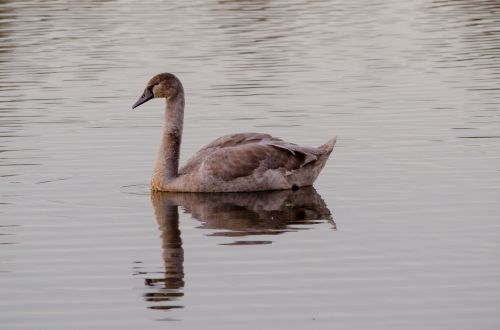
[132, 73, 336, 192]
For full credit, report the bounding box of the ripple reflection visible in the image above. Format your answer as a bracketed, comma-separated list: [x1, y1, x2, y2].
[140, 187, 334, 312]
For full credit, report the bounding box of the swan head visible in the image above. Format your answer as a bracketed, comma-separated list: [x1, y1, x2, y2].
[132, 73, 183, 109]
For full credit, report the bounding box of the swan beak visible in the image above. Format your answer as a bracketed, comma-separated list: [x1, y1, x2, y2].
[132, 88, 154, 109]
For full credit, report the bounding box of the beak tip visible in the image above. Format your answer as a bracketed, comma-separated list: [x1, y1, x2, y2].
[132, 89, 154, 110]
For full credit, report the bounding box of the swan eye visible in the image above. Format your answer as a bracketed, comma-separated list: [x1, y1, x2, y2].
[148, 83, 159, 94]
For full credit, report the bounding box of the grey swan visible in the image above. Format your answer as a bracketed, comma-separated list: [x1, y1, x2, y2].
[132, 73, 336, 192]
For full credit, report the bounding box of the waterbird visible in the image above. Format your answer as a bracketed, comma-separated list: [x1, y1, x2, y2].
[132, 73, 336, 192]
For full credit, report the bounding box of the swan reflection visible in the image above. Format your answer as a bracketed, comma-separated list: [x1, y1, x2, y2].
[142, 187, 334, 311]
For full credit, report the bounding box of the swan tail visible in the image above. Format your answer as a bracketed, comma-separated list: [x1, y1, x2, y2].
[318, 136, 337, 154]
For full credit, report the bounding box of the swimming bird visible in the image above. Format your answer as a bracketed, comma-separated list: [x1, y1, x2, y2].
[132, 73, 336, 192]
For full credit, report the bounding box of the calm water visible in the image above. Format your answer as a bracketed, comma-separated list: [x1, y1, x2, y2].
[1, 0, 500, 329]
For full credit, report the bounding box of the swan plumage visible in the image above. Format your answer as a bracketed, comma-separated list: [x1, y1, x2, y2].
[132, 73, 336, 192]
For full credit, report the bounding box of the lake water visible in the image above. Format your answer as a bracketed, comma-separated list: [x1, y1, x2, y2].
[1, 0, 499, 329]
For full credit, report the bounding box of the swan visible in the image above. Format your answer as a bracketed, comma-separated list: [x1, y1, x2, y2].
[132, 73, 336, 192]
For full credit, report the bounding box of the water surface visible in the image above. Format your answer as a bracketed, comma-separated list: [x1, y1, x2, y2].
[1, 0, 499, 329]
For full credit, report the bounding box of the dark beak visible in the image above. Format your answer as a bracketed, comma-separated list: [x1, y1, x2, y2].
[132, 87, 154, 109]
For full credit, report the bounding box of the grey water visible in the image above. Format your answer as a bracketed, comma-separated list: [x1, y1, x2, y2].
[1, 0, 500, 329]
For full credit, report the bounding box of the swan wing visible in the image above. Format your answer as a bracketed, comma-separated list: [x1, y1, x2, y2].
[179, 133, 325, 181]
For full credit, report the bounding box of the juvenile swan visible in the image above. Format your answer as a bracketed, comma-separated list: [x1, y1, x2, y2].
[132, 73, 336, 192]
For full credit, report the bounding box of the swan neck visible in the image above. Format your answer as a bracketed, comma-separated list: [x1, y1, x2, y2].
[155, 90, 184, 183]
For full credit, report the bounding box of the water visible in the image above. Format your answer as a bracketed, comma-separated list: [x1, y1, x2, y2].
[1, 0, 500, 328]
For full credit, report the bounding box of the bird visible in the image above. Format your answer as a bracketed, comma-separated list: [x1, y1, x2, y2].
[132, 73, 336, 192]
